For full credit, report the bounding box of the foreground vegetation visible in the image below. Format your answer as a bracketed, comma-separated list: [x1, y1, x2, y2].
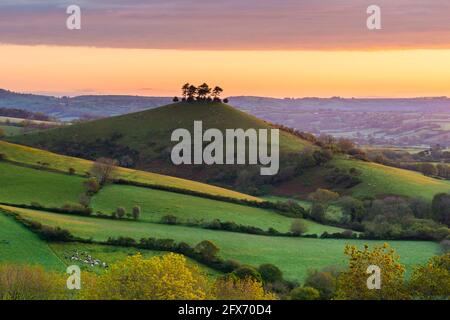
[1, 246, 448, 300]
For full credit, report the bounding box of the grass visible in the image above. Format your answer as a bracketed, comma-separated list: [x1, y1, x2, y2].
[0, 210, 65, 270]
[91, 184, 345, 235]
[0, 125, 22, 136]
[0, 141, 260, 202]
[333, 157, 450, 200]
[49, 242, 220, 278]
[3, 205, 440, 281]
[0, 162, 85, 207]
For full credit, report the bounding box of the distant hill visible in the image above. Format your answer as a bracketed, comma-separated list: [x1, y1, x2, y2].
[8, 101, 450, 199]
[0, 89, 171, 120]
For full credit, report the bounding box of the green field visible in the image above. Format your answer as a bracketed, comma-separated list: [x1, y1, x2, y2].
[0, 125, 22, 137]
[3, 205, 439, 281]
[0, 141, 260, 202]
[333, 157, 450, 200]
[91, 184, 345, 234]
[0, 162, 85, 207]
[0, 210, 65, 270]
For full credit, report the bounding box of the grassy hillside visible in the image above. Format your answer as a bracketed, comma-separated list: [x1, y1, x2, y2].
[0, 141, 260, 202]
[0, 162, 85, 207]
[0, 210, 65, 270]
[91, 184, 345, 234]
[8, 102, 310, 188]
[2, 205, 440, 281]
[10, 102, 307, 157]
[332, 158, 450, 200]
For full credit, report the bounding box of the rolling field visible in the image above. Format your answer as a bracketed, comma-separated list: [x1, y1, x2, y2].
[0, 141, 260, 202]
[0, 162, 85, 207]
[2, 205, 440, 281]
[91, 184, 345, 234]
[334, 158, 450, 200]
[0, 210, 65, 270]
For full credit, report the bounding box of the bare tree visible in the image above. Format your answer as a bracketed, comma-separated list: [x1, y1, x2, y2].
[91, 157, 118, 185]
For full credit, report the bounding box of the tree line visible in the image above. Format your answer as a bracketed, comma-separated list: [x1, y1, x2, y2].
[173, 83, 228, 103]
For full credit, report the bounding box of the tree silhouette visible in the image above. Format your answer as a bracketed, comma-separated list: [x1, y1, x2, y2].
[187, 85, 198, 101]
[181, 83, 190, 101]
[212, 86, 223, 102]
[197, 83, 211, 101]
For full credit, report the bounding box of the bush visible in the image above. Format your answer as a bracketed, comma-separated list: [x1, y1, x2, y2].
[116, 207, 126, 219]
[308, 188, 339, 204]
[132, 205, 141, 220]
[62, 202, 92, 216]
[290, 219, 308, 236]
[289, 286, 320, 300]
[258, 264, 283, 283]
[432, 193, 450, 227]
[0, 265, 69, 300]
[304, 270, 337, 299]
[232, 265, 263, 283]
[161, 214, 178, 225]
[84, 177, 100, 195]
[68, 167, 76, 175]
[194, 240, 220, 261]
[310, 203, 326, 223]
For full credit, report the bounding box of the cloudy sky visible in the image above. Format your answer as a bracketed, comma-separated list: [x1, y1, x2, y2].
[1, 0, 450, 49]
[1, 0, 450, 97]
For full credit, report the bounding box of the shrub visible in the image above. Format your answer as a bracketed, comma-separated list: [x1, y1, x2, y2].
[310, 203, 326, 223]
[289, 286, 320, 300]
[84, 177, 100, 195]
[68, 167, 76, 175]
[132, 205, 141, 220]
[290, 219, 308, 235]
[116, 207, 126, 219]
[232, 265, 263, 283]
[432, 193, 450, 227]
[258, 264, 283, 283]
[161, 214, 178, 225]
[62, 202, 92, 216]
[194, 240, 220, 261]
[308, 188, 339, 204]
[0, 265, 68, 300]
[212, 277, 277, 300]
[304, 270, 337, 300]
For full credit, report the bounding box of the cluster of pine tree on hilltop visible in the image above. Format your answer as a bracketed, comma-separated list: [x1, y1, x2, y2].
[173, 83, 228, 103]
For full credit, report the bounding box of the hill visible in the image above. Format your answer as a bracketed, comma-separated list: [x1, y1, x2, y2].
[9, 102, 310, 193]
[8, 102, 450, 200]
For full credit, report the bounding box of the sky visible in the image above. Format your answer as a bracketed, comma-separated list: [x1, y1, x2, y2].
[0, 0, 450, 97]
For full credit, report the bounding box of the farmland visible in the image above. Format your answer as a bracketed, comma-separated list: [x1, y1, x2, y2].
[1, 205, 440, 281]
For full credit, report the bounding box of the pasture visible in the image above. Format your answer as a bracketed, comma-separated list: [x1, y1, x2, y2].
[3, 205, 440, 281]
